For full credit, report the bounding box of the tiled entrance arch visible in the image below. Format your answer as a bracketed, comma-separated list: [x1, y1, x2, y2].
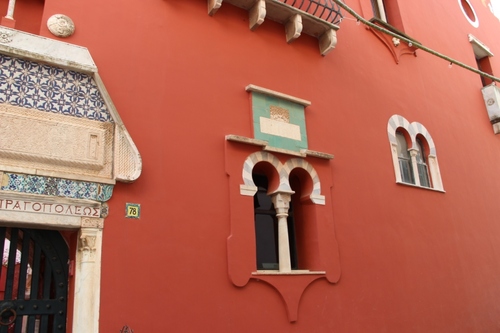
[0, 27, 141, 333]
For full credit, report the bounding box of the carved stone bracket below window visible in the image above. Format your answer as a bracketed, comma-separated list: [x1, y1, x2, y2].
[250, 273, 326, 322]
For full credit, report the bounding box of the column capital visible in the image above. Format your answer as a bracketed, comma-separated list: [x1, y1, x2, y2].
[271, 191, 293, 217]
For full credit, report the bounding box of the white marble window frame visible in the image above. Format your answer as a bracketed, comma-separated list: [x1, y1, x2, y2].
[387, 115, 444, 192]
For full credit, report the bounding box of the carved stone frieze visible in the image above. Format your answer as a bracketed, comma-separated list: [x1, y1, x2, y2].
[0, 28, 13, 44]
[0, 104, 114, 182]
[81, 217, 104, 229]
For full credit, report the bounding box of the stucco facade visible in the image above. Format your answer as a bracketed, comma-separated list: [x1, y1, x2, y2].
[0, 0, 500, 332]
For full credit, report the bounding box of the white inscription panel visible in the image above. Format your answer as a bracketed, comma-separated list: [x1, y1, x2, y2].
[260, 117, 301, 141]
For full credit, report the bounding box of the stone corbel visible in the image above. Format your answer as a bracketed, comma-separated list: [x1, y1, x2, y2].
[319, 29, 337, 56]
[285, 14, 302, 43]
[249, 0, 266, 31]
[208, 0, 223, 16]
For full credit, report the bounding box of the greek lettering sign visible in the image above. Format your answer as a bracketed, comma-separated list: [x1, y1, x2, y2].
[0, 199, 101, 217]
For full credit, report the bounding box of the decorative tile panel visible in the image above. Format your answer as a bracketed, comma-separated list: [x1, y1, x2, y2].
[0, 54, 112, 122]
[1, 172, 114, 202]
[251, 91, 308, 152]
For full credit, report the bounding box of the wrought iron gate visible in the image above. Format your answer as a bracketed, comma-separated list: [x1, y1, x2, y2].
[0, 227, 68, 333]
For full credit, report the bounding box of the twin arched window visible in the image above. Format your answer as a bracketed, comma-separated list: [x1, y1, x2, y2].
[388, 115, 444, 191]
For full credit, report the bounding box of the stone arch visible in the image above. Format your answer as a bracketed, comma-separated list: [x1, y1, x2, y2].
[241, 151, 291, 195]
[240, 152, 324, 204]
[283, 158, 324, 205]
[388, 115, 437, 155]
[387, 114, 415, 145]
[410, 122, 436, 155]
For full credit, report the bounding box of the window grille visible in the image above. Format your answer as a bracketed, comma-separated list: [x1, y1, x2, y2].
[396, 131, 414, 184]
[399, 158, 414, 184]
[416, 139, 431, 187]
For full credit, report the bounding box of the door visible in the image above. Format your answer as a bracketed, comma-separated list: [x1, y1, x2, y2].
[0, 227, 68, 333]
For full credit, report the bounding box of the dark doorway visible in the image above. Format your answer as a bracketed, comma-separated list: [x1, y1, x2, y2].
[0, 227, 68, 333]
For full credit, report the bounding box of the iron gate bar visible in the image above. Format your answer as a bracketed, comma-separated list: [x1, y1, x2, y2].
[27, 241, 42, 332]
[14, 231, 32, 333]
[17, 230, 30, 301]
[40, 262, 52, 331]
[5, 229, 19, 301]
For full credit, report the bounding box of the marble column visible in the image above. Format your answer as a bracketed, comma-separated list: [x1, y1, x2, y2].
[73, 218, 104, 333]
[271, 191, 293, 273]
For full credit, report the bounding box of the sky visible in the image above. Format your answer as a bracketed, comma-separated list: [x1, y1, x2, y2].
[492, 0, 500, 19]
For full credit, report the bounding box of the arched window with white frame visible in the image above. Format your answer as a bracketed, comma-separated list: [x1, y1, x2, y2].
[387, 115, 444, 191]
[415, 136, 431, 188]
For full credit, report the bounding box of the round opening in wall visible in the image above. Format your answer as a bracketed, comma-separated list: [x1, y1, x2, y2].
[459, 0, 479, 27]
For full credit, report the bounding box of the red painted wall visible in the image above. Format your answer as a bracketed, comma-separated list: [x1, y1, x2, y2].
[16, 0, 500, 331]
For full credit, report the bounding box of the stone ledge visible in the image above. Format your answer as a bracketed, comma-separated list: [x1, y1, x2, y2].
[396, 181, 445, 193]
[246, 84, 311, 106]
[226, 134, 333, 159]
[0, 26, 96, 73]
[252, 270, 326, 275]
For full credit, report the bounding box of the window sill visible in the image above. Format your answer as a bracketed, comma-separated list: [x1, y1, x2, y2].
[226, 134, 333, 159]
[253, 270, 326, 275]
[396, 181, 445, 193]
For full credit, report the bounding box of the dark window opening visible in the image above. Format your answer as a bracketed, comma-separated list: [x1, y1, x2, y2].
[370, 0, 385, 21]
[476, 56, 494, 87]
[461, 0, 476, 22]
[253, 174, 298, 270]
[369, 0, 406, 32]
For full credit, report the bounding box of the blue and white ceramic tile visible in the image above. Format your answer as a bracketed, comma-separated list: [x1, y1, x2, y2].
[0, 54, 113, 122]
[97, 184, 114, 202]
[1, 172, 113, 202]
[44, 177, 58, 196]
[57, 179, 78, 197]
[5, 173, 26, 192]
[25, 175, 46, 195]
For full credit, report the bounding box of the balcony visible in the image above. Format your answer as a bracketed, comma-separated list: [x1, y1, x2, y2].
[208, 0, 342, 55]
